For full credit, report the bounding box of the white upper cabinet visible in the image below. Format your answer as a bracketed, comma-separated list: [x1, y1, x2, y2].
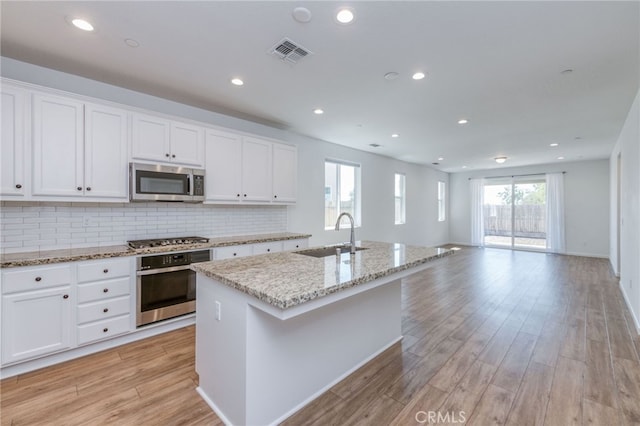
[31, 93, 129, 201]
[84, 103, 129, 199]
[205, 129, 242, 201]
[205, 130, 297, 204]
[272, 143, 297, 203]
[1, 85, 27, 198]
[32, 93, 84, 197]
[241, 137, 272, 202]
[132, 113, 204, 167]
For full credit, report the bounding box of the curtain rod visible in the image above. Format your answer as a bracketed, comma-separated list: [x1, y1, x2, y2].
[468, 171, 566, 180]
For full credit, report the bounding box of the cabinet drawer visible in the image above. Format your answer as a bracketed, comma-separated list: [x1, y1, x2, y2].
[253, 241, 283, 255]
[283, 239, 308, 251]
[77, 315, 130, 345]
[77, 277, 130, 303]
[77, 258, 131, 283]
[77, 296, 130, 325]
[214, 245, 253, 260]
[2, 264, 72, 294]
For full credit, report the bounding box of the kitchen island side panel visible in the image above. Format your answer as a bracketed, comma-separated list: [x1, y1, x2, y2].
[245, 280, 402, 425]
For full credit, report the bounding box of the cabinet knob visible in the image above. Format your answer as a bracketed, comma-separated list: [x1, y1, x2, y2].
[77, 187, 83, 191]
[35, 276, 42, 282]
[296, 245, 299, 248]
[274, 195, 278, 199]
[243, 194, 247, 197]
[233, 253, 237, 256]
[171, 154, 176, 158]
[15, 184, 22, 189]
[165, 153, 170, 157]
[63, 294, 69, 299]
[267, 248, 271, 252]
[103, 328, 109, 333]
[86, 187, 91, 191]
[103, 269, 109, 274]
[236, 194, 240, 197]
[103, 308, 109, 313]
[103, 288, 109, 293]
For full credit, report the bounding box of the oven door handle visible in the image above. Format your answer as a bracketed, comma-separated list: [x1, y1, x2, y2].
[137, 264, 194, 276]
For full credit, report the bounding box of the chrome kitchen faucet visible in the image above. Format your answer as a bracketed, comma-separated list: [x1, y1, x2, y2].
[335, 212, 356, 254]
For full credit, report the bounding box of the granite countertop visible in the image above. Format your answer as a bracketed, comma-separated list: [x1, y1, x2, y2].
[191, 241, 453, 310]
[0, 232, 312, 268]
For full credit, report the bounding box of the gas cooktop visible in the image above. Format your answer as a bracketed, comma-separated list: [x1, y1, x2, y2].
[127, 236, 210, 249]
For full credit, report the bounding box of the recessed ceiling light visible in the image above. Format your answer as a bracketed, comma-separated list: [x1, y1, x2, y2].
[71, 18, 94, 31]
[412, 72, 426, 80]
[495, 156, 507, 164]
[124, 38, 140, 48]
[438, 157, 444, 161]
[550, 143, 559, 147]
[457, 119, 468, 125]
[391, 133, 399, 138]
[336, 8, 355, 24]
[313, 108, 324, 115]
[231, 78, 244, 86]
[557, 156, 565, 160]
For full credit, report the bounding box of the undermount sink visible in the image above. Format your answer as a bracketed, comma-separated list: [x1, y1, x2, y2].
[295, 245, 368, 258]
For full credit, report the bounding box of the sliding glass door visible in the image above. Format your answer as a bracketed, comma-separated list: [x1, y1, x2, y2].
[483, 177, 546, 250]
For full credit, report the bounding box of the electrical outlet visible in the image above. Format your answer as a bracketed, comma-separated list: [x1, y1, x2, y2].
[215, 301, 221, 321]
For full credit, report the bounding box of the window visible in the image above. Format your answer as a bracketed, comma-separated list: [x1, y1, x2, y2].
[325, 160, 361, 229]
[438, 181, 446, 222]
[394, 173, 406, 224]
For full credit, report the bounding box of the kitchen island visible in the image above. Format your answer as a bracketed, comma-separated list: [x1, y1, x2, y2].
[191, 241, 452, 425]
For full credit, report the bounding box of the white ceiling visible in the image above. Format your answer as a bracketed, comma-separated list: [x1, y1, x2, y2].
[2, 1, 638, 172]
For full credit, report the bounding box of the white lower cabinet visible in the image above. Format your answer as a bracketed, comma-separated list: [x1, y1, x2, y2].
[76, 258, 132, 346]
[283, 238, 309, 251]
[1, 264, 74, 365]
[213, 244, 254, 260]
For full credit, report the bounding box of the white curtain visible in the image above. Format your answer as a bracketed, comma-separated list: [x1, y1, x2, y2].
[470, 178, 485, 246]
[546, 173, 566, 253]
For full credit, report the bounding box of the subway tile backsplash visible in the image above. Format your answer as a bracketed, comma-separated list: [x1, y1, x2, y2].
[0, 202, 288, 253]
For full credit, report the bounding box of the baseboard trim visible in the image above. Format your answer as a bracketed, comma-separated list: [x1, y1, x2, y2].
[619, 282, 640, 336]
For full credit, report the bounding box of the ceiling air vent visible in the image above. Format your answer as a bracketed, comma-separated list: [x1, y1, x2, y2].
[269, 37, 312, 64]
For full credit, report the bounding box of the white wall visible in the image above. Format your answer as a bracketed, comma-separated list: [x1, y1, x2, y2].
[450, 160, 610, 258]
[0, 57, 449, 250]
[610, 89, 640, 333]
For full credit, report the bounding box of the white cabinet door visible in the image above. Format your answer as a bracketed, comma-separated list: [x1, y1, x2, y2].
[171, 121, 204, 167]
[84, 103, 128, 199]
[242, 137, 272, 202]
[272, 143, 297, 203]
[205, 129, 242, 202]
[131, 113, 171, 163]
[1, 86, 27, 198]
[32, 94, 84, 197]
[2, 286, 73, 364]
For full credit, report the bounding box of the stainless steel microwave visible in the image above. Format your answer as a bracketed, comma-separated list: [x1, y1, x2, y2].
[129, 163, 205, 202]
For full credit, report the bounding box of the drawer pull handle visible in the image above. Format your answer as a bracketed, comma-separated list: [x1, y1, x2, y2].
[86, 187, 91, 191]
[63, 294, 69, 299]
[77, 186, 83, 191]
[296, 245, 299, 248]
[15, 184, 22, 189]
[35, 276, 42, 282]
[236, 193, 240, 197]
[267, 248, 271, 252]
[103, 308, 109, 313]
[165, 153, 170, 158]
[243, 194, 247, 197]
[274, 195, 278, 199]
[103, 269, 109, 274]
[171, 154, 176, 158]
[233, 253, 237, 256]
[103, 328, 109, 333]
[103, 288, 109, 293]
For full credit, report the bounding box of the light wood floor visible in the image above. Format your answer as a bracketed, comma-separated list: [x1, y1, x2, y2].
[2, 247, 640, 425]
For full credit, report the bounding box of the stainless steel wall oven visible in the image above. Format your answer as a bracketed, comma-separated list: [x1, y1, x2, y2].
[135, 249, 210, 326]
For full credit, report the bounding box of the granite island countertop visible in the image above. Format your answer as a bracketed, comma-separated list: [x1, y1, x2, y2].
[0, 232, 312, 268]
[191, 241, 453, 310]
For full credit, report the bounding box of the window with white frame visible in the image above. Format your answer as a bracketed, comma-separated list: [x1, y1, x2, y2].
[438, 180, 446, 222]
[395, 173, 406, 225]
[324, 160, 361, 229]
